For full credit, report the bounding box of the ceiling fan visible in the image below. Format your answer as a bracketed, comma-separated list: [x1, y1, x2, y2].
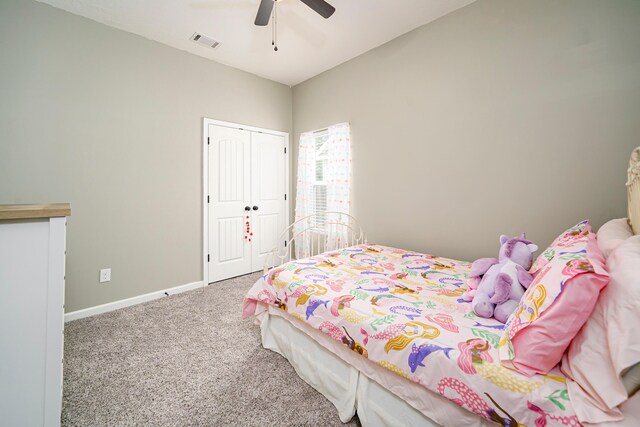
[254, 0, 336, 26]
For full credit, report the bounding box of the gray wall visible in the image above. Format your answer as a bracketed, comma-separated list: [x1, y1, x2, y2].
[292, 0, 640, 261]
[0, 0, 292, 312]
[2, 0, 639, 312]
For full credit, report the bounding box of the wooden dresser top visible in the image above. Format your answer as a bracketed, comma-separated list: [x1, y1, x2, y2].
[0, 203, 71, 220]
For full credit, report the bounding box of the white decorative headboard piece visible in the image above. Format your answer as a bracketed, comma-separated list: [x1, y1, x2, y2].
[263, 212, 366, 274]
[628, 146, 640, 235]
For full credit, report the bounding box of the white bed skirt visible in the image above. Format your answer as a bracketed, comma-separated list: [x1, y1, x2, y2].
[257, 304, 493, 427]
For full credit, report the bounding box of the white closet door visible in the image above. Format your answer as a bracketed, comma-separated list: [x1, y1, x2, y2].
[208, 125, 252, 282]
[251, 132, 286, 271]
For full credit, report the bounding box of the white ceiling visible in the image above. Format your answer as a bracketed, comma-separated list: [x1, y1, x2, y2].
[37, 0, 475, 86]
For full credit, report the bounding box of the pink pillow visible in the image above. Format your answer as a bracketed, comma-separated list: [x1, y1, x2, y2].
[530, 220, 592, 275]
[597, 218, 633, 259]
[499, 221, 609, 376]
[561, 235, 640, 424]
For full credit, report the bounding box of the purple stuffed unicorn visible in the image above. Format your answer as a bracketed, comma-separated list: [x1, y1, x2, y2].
[470, 233, 538, 323]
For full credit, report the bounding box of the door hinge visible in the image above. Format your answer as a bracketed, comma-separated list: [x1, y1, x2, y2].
[284, 194, 287, 201]
[207, 254, 210, 262]
[284, 147, 287, 154]
[207, 195, 210, 203]
[207, 137, 210, 145]
[284, 241, 287, 247]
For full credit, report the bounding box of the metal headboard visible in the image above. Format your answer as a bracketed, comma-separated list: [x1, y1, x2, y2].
[628, 146, 640, 235]
[263, 212, 367, 274]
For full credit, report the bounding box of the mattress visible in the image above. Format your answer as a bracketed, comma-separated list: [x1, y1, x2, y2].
[243, 244, 581, 426]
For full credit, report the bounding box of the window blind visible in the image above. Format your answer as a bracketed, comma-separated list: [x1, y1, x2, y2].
[312, 130, 329, 229]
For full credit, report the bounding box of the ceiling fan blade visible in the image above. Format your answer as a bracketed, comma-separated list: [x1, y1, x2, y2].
[254, 0, 274, 26]
[299, 0, 335, 19]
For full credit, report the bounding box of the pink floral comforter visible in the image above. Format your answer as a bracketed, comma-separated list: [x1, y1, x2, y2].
[243, 244, 581, 426]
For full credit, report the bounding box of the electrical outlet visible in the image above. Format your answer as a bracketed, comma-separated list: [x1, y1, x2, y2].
[99, 268, 111, 283]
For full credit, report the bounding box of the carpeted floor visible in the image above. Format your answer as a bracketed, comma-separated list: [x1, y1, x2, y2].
[62, 272, 360, 426]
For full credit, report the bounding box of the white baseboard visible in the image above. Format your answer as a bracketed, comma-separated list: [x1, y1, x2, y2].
[64, 280, 204, 322]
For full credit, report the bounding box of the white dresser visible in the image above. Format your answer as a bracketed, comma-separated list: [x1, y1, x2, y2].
[0, 204, 70, 427]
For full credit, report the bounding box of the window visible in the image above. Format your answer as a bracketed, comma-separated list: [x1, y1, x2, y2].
[294, 123, 351, 258]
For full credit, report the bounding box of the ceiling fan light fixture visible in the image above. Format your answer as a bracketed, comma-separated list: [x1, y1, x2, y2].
[256, 0, 335, 52]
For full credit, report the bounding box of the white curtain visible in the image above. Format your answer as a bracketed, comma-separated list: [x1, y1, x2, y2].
[293, 131, 316, 258]
[294, 123, 351, 259]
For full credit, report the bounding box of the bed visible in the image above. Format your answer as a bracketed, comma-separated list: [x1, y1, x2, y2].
[242, 148, 640, 427]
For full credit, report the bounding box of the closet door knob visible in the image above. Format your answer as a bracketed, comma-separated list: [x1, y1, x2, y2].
[244, 206, 251, 211]
[252, 206, 259, 211]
